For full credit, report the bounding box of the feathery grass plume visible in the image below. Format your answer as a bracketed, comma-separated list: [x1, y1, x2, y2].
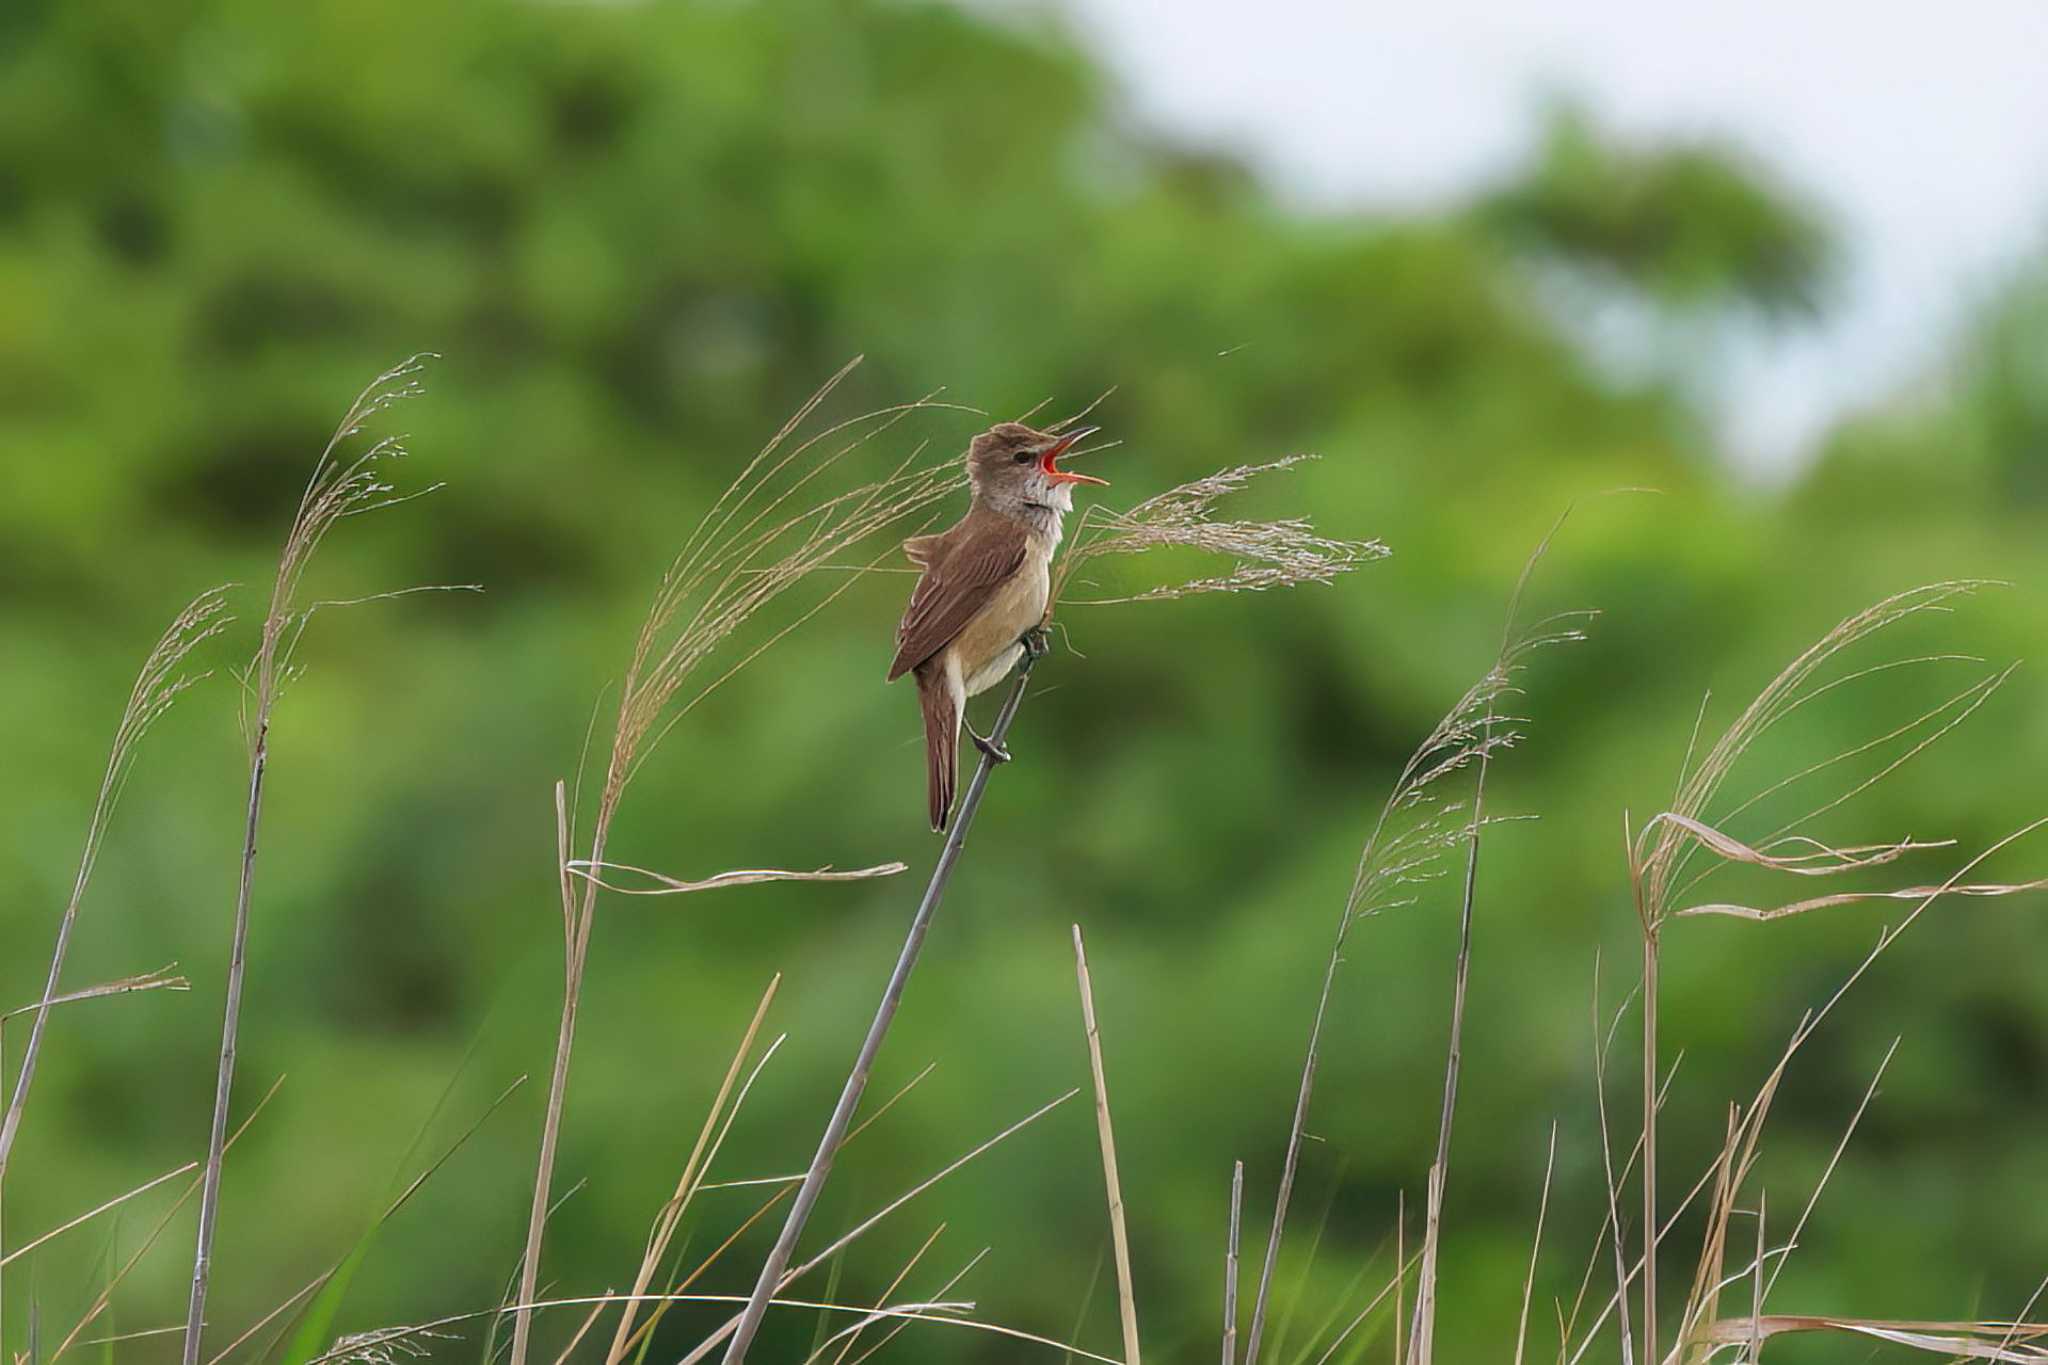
[1048, 456, 1387, 610]
[1617, 580, 2023, 1365]
[184, 355, 461, 1365]
[0, 590, 227, 1187]
[1407, 516, 1582, 1365]
[507, 362, 955, 1365]
[1240, 537, 1589, 1365]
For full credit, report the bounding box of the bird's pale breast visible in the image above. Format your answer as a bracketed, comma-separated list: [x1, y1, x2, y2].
[948, 543, 1052, 696]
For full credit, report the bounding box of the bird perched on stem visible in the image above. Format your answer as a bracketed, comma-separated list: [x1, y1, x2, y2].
[887, 421, 1107, 831]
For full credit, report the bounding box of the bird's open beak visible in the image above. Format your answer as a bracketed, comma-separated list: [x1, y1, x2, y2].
[1039, 427, 1109, 486]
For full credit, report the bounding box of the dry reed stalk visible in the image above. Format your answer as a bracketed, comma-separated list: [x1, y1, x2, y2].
[508, 365, 957, 1365]
[1242, 559, 1587, 1365]
[1616, 582, 2030, 1365]
[718, 663, 1040, 1364]
[1393, 1192, 1405, 1365]
[1071, 925, 1141, 1365]
[0, 592, 227, 1185]
[183, 355, 465, 1365]
[1512, 1123, 1557, 1365]
[1223, 1161, 1243, 1365]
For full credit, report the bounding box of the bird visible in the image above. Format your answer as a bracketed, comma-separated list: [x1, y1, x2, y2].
[887, 421, 1108, 831]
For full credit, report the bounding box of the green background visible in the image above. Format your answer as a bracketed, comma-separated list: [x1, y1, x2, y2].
[3, 1, 2047, 1361]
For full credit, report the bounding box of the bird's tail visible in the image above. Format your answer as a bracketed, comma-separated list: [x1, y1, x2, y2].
[916, 667, 959, 833]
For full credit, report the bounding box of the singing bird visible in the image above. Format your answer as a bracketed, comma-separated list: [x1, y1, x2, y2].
[887, 422, 1107, 831]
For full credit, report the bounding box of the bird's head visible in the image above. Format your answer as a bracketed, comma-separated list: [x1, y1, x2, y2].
[965, 422, 1108, 517]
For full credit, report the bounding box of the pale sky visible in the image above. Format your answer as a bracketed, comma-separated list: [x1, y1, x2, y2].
[1012, 0, 2048, 474]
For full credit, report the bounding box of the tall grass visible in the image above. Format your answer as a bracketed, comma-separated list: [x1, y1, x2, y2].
[182, 355, 468, 1365]
[12, 391, 2048, 1365]
[506, 363, 961, 1365]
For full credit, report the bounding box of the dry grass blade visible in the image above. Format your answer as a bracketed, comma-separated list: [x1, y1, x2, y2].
[1049, 456, 1386, 609]
[2, 966, 190, 1020]
[565, 862, 906, 897]
[1310, 1249, 1424, 1365]
[612, 1063, 940, 1363]
[1514, 1124, 1559, 1365]
[203, 1076, 526, 1365]
[315, 1291, 1126, 1365]
[1590, 958, 1638, 1365]
[1689, 1316, 2048, 1361]
[0, 1160, 196, 1269]
[511, 366, 958, 1365]
[841, 1247, 989, 1365]
[810, 1222, 947, 1365]
[605, 978, 782, 1363]
[1072, 925, 1141, 1365]
[683, 1088, 1079, 1365]
[0, 591, 228, 1185]
[52, 1074, 285, 1362]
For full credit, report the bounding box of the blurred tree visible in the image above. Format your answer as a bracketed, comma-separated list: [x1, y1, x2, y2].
[1479, 100, 1836, 321]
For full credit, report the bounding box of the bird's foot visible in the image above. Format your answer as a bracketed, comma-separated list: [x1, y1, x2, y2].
[967, 725, 1012, 764]
[1019, 625, 1050, 662]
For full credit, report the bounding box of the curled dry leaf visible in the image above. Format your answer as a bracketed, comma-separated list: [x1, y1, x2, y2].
[1642, 812, 2048, 921]
[1692, 1315, 2048, 1362]
[562, 860, 908, 896]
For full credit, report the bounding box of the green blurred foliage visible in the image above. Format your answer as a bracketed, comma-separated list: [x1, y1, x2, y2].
[2, 2, 2045, 1362]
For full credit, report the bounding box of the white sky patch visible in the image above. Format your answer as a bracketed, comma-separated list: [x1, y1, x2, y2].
[1003, 0, 2048, 474]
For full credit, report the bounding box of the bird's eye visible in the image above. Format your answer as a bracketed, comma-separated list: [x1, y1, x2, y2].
[1013, 450, 1034, 464]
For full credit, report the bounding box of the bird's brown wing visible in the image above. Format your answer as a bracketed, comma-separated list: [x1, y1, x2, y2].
[886, 514, 1031, 681]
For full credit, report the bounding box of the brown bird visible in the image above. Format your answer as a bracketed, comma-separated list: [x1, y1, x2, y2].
[887, 422, 1108, 831]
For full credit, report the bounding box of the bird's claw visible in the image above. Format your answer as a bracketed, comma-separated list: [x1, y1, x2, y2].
[1020, 625, 1050, 661]
[969, 728, 1012, 764]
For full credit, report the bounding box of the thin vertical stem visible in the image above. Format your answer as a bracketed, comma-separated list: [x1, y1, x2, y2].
[181, 719, 268, 1365]
[720, 662, 1037, 1364]
[1640, 929, 1660, 1365]
[1072, 925, 1140, 1365]
[510, 783, 607, 1365]
[1223, 1161, 1243, 1365]
[1409, 694, 1496, 1364]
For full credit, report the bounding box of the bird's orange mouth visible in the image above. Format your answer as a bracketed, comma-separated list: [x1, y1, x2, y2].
[1040, 428, 1108, 486]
